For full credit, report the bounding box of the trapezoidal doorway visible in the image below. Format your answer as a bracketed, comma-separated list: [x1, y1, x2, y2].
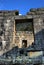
[22, 40, 27, 48]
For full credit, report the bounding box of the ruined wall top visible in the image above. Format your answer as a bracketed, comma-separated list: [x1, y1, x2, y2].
[0, 8, 44, 19]
[27, 8, 44, 15]
[0, 10, 19, 16]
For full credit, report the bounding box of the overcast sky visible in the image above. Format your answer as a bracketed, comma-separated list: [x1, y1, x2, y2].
[0, 0, 44, 14]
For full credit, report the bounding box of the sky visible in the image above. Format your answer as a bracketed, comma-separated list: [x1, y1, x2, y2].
[0, 0, 44, 14]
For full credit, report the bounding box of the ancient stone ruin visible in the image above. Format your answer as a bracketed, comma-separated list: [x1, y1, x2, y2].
[0, 8, 44, 56]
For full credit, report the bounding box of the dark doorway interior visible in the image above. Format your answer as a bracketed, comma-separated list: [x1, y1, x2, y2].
[34, 63, 41, 65]
[22, 40, 27, 48]
[13, 63, 24, 65]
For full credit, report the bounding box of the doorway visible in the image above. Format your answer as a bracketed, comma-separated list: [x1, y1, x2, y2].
[22, 40, 27, 48]
[34, 63, 41, 65]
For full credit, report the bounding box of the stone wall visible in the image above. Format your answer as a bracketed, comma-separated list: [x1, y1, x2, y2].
[0, 8, 44, 55]
[15, 31, 34, 48]
[27, 8, 44, 15]
[33, 17, 44, 49]
[0, 10, 19, 55]
[27, 8, 44, 50]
